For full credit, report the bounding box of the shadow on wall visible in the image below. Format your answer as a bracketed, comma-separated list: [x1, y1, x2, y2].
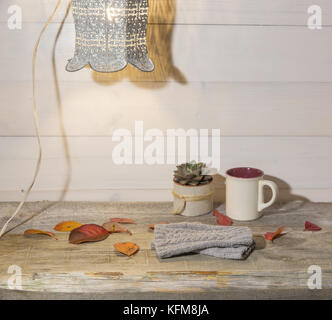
[212, 174, 309, 210]
[91, 0, 187, 88]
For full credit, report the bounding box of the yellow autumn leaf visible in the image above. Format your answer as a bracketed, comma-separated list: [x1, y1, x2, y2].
[54, 221, 83, 232]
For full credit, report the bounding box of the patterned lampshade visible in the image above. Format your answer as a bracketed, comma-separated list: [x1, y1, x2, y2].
[66, 0, 154, 73]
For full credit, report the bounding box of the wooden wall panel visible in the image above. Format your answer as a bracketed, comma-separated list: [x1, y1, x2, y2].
[1, 81, 332, 136]
[0, 1, 331, 202]
[1, 0, 332, 25]
[0, 136, 331, 201]
[1, 23, 332, 82]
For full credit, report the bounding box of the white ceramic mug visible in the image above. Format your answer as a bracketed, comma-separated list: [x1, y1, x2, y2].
[226, 167, 278, 221]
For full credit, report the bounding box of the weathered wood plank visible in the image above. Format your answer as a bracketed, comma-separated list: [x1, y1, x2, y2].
[1, 23, 332, 82]
[0, 201, 331, 299]
[2, 82, 332, 137]
[0, 136, 332, 202]
[1, 188, 332, 203]
[1, 0, 332, 26]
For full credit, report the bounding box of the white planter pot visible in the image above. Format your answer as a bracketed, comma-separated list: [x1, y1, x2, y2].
[172, 181, 214, 216]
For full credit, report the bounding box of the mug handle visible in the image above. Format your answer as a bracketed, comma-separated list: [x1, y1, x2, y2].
[258, 180, 278, 212]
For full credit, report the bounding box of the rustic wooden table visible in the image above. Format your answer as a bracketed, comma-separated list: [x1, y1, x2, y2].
[0, 201, 331, 299]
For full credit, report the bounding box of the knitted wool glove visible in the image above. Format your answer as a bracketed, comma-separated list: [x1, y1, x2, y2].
[151, 222, 255, 260]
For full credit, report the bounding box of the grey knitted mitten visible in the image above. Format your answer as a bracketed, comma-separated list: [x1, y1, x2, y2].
[151, 222, 255, 260]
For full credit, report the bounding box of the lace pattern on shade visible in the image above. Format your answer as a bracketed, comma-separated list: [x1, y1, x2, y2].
[66, 0, 154, 73]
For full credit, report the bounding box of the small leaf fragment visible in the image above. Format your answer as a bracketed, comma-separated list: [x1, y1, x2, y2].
[304, 221, 322, 231]
[54, 221, 83, 232]
[213, 209, 222, 218]
[24, 229, 58, 240]
[69, 224, 109, 244]
[102, 222, 132, 235]
[114, 242, 139, 256]
[148, 222, 168, 230]
[217, 215, 232, 226]
[109, 218, 135, 224]
[264, 226, 284, 242]
[214, 210, 232, 226]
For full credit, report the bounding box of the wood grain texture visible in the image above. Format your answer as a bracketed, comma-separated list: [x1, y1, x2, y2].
[0, 136, 331, 201]
[1, 188, 332, 203]
[2, 82, 332, 136]
[1, 23, 332, 82]
[0, 201, 331, 299]
[1, 0, 332, 25]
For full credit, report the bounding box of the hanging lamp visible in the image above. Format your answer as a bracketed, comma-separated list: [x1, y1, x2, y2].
[66, 0, 154, 73]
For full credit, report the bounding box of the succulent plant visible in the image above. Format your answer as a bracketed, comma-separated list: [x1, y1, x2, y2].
[173, 161, 213, 186]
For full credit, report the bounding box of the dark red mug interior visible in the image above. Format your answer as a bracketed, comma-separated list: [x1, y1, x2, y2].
[226, 167, 264, 179]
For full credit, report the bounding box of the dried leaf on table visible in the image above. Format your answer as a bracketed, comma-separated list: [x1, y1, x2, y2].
[114, 242, 139, 256]
[264, 226, 284, 242]
[102, 222, 132, 235]
[54, 221, 83, 232]
[24, 229, 58, 240]
[214, 210, 232, 226]
[109, 218, 135, 224]
[148, 222, 168, 230]
[69, 224, 109, 244]
[304, 221, 322, 231]
[213, 209, 222, 218]
[217, 215, 232, 226]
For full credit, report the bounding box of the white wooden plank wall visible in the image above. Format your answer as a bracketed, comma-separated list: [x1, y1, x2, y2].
[0, 0, 331, 202]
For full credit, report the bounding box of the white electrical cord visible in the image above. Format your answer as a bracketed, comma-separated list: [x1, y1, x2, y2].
[0, 0, 63, 239]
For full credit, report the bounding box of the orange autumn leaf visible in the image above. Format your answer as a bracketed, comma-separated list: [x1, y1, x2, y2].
[148, 222, 168, 230]
[109, 218, 135, 224]
[102, 222, 132, 235]
[114, 242, 139, 256]
[24, 229, 58, 240]
[54, 221, 83, 232]
[264, 226, 284, 242]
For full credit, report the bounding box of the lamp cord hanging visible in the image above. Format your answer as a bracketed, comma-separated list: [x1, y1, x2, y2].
[0, 0, 64, 239]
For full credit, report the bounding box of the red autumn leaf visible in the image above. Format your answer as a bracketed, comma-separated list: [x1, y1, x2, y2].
[304, 221, 322, 231]
[109, 218, 135, 224]
[148, 222, 168, 230]
[214, 210, 232, 226]
[102, 222, 132, 235]
[217, 214, 232, 226]
[69, 224, 109, 244]
[264, 226, 284, 241]
[114, 242, 139, 256]
[213, 209, 223, 218]
[24, 229, 58, 240]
